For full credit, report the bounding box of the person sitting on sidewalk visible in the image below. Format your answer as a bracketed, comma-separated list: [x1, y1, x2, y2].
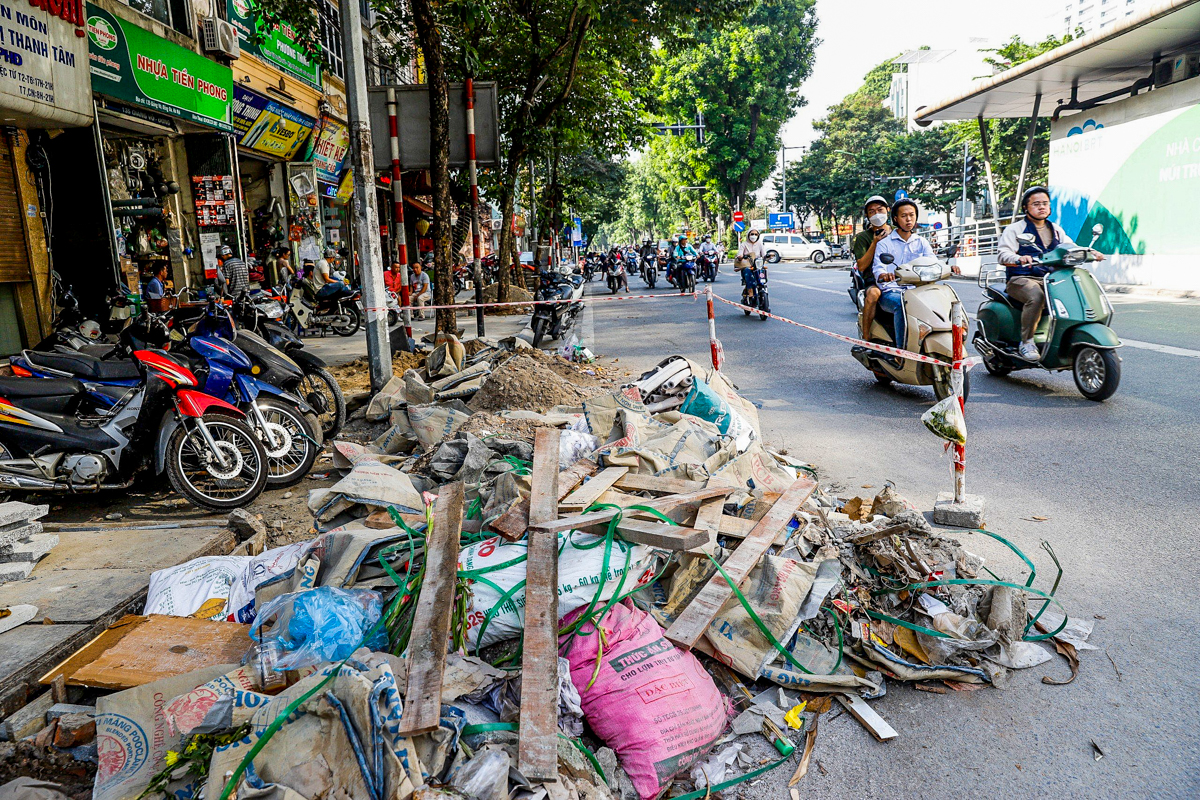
[410, 259, 432, 320]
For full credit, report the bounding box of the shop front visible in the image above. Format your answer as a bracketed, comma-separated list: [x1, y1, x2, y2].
[0, 0, 91, 353]
[54, 1, 235, 315]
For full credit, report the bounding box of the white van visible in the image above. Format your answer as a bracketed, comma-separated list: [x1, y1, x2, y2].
[759, 232, 832, 264]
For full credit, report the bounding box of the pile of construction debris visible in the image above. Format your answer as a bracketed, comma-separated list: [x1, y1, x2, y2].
[0, 503, 52, 584]
[0, 348, 1090, 800]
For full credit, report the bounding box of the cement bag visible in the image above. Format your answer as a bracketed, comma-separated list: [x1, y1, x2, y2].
[922, 395, 967, 445]
[560, 601, 728, 800]
[408, 400, 472, 450]
[225, 542, 308, 623]
[366, 375, 406, 422]
[459, 532, 661, 650]
[427, 335, 465, 377]
[145, 556, 245, 619]
[309, 458, 425, 523]
[94, 665, 234, 800]
[678, 377, 755, 452]
[705, 556, 819, 678]
[711, 440, 797, 494]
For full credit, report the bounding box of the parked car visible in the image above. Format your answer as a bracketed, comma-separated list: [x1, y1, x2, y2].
[759, 233, 832, 264]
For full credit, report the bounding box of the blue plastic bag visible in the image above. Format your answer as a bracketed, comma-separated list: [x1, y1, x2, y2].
[250, 587, 388, 670]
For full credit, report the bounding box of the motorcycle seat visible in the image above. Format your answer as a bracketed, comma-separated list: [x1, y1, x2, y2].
[0, 375, 85, 399]
[984, 286, 1019, 308]
[23, 350, 142, 382]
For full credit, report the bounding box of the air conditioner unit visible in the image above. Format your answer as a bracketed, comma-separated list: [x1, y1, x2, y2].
[490, 219, 503, 231]
[1155, 53, 1199, 87]
[201, 18, 240, 60]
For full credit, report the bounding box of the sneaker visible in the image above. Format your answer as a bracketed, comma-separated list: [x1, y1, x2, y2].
[1018, 341, 1039, 361]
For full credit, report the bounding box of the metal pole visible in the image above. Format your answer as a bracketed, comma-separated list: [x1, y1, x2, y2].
[959, 139, 968, 226]
[1012, 93, 1042, 223]
[780, 147, 786, 218]
[951, 300, 967, 503]
[977, 115, 1001, 222]
[340, 0, 391, 391]
[465, 79, 485, 336]
[706, 285, 722, 370]
[386, 88, 412, 344]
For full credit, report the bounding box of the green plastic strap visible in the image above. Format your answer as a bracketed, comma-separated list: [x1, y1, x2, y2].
[864, 609, 949, 640]
[872, 578, 1069, 642]
[705, 555, 843, 675]
[968, 528, 1036, 588]
[461, 723, 607, 785]
[671, 753, 793, 800]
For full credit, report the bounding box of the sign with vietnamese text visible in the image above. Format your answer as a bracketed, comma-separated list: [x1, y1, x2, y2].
[87, 3, 232, 130]
[226, 0, 320, 89]
[311, 116, 349, 184]
[768, 212, 794, 230]
[231, 85, 314, 159]
[0, 0, 92, 127]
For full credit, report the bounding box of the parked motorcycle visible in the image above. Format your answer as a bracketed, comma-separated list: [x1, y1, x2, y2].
[286, 280, 363, 337]
[851, 253, 967, 401]
[973, 225, 1120, 401]
[0, 349, 268, 510]
[740, 258, 770, 320]
[530, 264, 584, 348]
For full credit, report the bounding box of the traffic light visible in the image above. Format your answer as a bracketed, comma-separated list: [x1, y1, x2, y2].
[964, 155, 979, 185]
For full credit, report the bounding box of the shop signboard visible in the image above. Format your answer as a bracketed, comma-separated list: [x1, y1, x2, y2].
[226, 0, 320, 89]
[86, 3, 232, 131]
[231, 86, 314, 159]
[0, 0, 92, 128]
[311, 117, 349, 185]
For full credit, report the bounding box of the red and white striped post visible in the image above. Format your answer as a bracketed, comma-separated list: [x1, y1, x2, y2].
[386, 88, 412, 343]
[951, 300, 967, 502]
[465, 78, 485, 337]
[706, 286, 723, 370]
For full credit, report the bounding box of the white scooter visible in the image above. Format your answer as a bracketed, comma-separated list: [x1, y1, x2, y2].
[851, 254, 968, 401]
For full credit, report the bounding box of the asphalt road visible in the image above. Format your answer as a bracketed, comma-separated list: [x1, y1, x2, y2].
[579, 260, 1200, 799]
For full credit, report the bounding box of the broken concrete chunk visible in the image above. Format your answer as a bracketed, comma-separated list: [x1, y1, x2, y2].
[227, 509, 267, 541]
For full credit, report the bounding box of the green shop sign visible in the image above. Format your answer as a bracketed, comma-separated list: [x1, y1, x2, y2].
[227, 0, 321, 89]
[86, 4, 233, 131]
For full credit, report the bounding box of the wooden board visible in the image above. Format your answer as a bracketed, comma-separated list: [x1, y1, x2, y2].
[665, 477, 816, 650]
[397, 481, 464, 737]
[560, 467, 629, 510]
[526, 487, 732, 535]
[614, 473, 707, 494]
[557, 458, 599, 500]
[61, 615, 251, 691]
[518, 428, 561, 783]
[589, 519, 708, 551]
[488, 459, 598, 542]
[692, 496, 725, 553]
[836, 693, 897, 741]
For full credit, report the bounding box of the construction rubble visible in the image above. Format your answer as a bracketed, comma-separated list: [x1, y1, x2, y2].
[0, 340, 1093, 800]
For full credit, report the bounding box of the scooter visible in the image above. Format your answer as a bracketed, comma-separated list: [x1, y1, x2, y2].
[850, 253, 967, 401]
[848, 265, 868, 312]
[973, 225, 1120, 401]
[530, 263, 584, 348]
[605, 257, 628, 294]
[698, 253, 718, 283]
[740, 259, 770, 320]
[286, 280, 363, 337]
[642, 253, 658, 289]
[0, 349, 268, 510]
[677, 254, 698, 294]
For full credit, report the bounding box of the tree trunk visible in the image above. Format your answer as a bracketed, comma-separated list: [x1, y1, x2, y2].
[411, 0, 455, 335]
[496, 177, 515, 301]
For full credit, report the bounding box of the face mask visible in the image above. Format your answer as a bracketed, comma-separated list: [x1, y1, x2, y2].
[868, 212, 887, 228]
[748, 233, 758, 241]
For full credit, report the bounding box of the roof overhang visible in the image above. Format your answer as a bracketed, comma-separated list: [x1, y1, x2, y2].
[914, 0, 1200, 122]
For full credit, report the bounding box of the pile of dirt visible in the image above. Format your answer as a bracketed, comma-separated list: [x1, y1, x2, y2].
[468, 354, 597, 413]
[522, 347, 616, 388]
[458, 411, 552, 443]
[469, 282, 534, 315]
[0, 741, 95, 799]
[329, 352, 426, 394]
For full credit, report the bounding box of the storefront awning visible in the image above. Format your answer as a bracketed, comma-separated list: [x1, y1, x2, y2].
[405, 196, 434, 215]
[914, 0, 1200, 122]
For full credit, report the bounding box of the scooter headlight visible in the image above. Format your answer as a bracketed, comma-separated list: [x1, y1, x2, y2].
[1064, 249, 1086, 265]
[914, 265, 942, 282]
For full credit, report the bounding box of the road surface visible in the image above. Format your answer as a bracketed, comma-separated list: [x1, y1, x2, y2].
[578, 260, 1200, 799]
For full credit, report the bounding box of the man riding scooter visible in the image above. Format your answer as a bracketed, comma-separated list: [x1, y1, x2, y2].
[698, 234, 720, 280]
[672, 235, 698, 288]
[998, 186, 1105, 362]
[850, 195, 890, 331]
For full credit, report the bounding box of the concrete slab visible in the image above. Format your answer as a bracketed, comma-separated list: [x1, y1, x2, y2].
[0, 521, 42, 552]
[0, 569, 150, 624]
[0, 625, 87, 698]
[29, 526, 231, 572]
[933, 492, 986, 528]
[0, 562, 35, 582]
[0, 534, 59, 563]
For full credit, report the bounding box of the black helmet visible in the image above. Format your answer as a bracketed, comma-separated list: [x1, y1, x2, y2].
[1021, 185, 1051, 211]
[890, 198, 919, 224]
[863, 195, 889, 215]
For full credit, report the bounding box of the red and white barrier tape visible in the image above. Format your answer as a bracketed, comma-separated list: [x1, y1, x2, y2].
[393, 290, 696, 314]
[709, 292, 981, 370]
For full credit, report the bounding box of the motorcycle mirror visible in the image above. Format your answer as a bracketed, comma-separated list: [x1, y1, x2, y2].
[1092, 224, 1104, 237]
[879, 253, 895, 265]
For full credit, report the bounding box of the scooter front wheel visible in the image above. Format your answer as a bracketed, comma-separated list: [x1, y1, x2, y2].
[331, 304, 362, 337]
[1074, 346, 1120, 401]
[166, 416, 269, 511]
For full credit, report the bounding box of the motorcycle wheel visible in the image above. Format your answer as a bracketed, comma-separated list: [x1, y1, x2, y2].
[388, 309, 399, 327]
[531, 316, 548, 348]
[742, 291, 752, 316]
[873, 371, 893, 385]
[331, 304, 362, 337]
[298, 367, 346, 440]
[1073, 346, 1120, 402]
[256, 398, 321, 488]
[166, 416, 269, 511]
[982, 351, 1012, 377]
[932, 366, 971, 402]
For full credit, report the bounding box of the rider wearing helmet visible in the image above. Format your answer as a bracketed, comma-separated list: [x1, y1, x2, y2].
[671, 235, 698, 284]
[871, 199, 934, 361]
[998, 186, 1105, 361]
[852, 195, 891, 338]
[698, 234, 720, 271]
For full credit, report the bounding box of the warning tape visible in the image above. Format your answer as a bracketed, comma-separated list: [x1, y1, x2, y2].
[393, 290, 697, 314]
[709, 291, 981, 370]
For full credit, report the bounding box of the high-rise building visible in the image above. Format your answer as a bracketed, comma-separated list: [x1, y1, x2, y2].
[1061, 0, 1152, 35]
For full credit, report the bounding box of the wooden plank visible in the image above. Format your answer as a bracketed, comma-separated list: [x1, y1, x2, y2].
[519, 428, 561, 783]
[527, 487, 733, 535]
[397, 481, 464, 737]
[488, 459, 597, 542]
[665, 478, 816, 650]
[614, 473, 706, 495]
[692, 496, 725, 553]
[836, 693, 898, 741]
[571, 519, 708, 551]
[557, 458, 599, 500]
[560, 466, 629, 509]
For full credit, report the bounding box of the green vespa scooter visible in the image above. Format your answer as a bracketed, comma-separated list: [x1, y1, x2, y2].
[973, 225, 1122, 401]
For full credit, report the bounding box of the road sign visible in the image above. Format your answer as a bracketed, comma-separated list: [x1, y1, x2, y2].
[894, 189, 908, 201]
[732, 220, 746, 232]
[934, 222, 943, 230]
[732, 210, 745, 222]
[768, 212, 794, 230]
